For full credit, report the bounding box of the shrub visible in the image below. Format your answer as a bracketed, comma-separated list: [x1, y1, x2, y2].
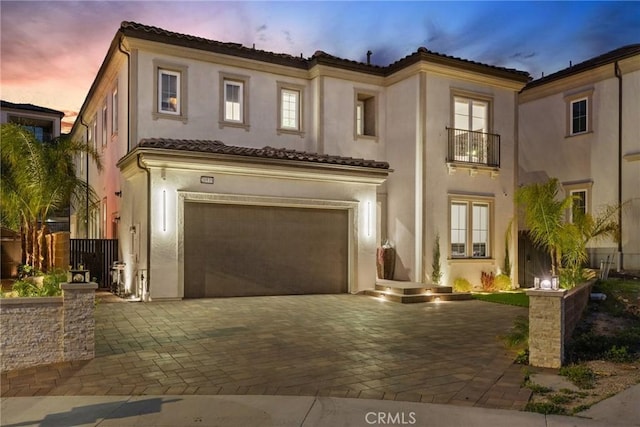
[524, 402, 567, 415]
[604, 345, 634, 363]
[453, 277, 472, 292]
[10, 270, 65, 297]
[431, 233, 443, 285]
[504, 315, 529, 348]
[559, 364, 596, 389]
[494, 274, 512, 291]
[480, 271, 495, 291]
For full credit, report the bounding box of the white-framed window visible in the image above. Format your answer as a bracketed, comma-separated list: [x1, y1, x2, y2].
[451, 94, 492, 164]
[449, 197, 492, 258]
[570, 189, 587, 222]
[219, 72, 249, 129]
[277, 82, 304, 135]
[565, 88, 593, 137]
[224, 80, 243, 122]
[101, 104, 108, 147]
[112, 87, 118, 134]
[92, 117, 98, 152]
[159, 69, 180, 114]
[281, 89, 299, 129]
[354, 91, 377, 138]
[153, 60, 188, 121]
[570, 98, 587, 135]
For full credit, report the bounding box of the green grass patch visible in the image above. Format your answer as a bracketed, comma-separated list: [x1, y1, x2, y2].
[524, 402, 567, 415]
[559, 364, 596, 389]
[472, 291, 529, 307]
[592, 279, 640, 317]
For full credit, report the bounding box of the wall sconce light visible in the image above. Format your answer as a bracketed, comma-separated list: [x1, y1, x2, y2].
[113, 216, 121, 223]
[162, 190, 167, 232]
[115, 191, 122, 197]
[366, 201, 372, 237]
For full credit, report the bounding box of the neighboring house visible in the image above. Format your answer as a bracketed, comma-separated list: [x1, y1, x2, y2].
[70, 21, 530, 300]
[1, 100, 63, 142]
[0, 100, 70, 234]
[519, 44, 640, 280]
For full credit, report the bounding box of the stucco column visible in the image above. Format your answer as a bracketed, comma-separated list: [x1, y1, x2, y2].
[526, 288, 567, 368]
[61, 282, 98, 362]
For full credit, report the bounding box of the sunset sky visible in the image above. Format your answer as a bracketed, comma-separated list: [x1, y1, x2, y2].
[1, 1, 638, 128]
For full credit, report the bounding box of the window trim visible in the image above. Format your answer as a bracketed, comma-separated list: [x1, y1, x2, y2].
[219, 72, 250, 130]
[152, 60, 188, 122]
[277, 81, 305, 136]
[353, 89, 378, 141]
[564, 88, 594, 137]
[448, 195, 494, 259]
[563, 180, 593, 223]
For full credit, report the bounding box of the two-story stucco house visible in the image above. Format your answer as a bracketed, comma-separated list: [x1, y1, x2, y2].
[519, 44, 640, 283]
[70, 22, 530, 300]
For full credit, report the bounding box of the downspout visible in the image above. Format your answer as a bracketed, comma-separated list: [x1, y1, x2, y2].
[79, 116, 90, 239]
[614, 61, 623, 271]
[117, 36, 131, 153]
[137, 153, 151, 301]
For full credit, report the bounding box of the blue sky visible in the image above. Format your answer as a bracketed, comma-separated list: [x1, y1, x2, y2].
[1, 1, 638, 118]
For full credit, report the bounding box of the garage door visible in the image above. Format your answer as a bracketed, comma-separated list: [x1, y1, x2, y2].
[183, 202, 349, 298]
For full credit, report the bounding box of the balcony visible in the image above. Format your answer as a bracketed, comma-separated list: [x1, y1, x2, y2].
[446, 127, 500, 168]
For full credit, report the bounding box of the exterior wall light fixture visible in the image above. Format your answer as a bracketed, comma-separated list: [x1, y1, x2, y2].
[534, 276, 559, 290]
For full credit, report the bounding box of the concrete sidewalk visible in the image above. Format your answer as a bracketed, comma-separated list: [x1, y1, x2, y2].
[2, 386, 638, 427]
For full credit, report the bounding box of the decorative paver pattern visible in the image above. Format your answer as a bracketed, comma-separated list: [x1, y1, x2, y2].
[1, 294, 531, 409]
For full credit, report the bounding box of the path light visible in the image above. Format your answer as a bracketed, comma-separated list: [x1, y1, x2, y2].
[535, 276, 559, 290]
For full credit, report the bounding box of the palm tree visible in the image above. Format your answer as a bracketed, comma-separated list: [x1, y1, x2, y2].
[516, 178, 621, 286]
[516, 178, 571, 276]
[1, 123, 102, 272]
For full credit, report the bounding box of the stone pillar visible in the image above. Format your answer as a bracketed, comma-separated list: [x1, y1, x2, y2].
[61, 282, 98, 362]
[526, 289, 566, 368]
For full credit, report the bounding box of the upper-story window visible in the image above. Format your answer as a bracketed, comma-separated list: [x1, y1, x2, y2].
[447, 91, 499, 168]
[571, 98, 587, 134]
[153, 60, 188, 122]
[354, 90, 377, 139]
[111, 87, 118, 135]
[159, 70, 179, 114]
[224, 80, 243, 122]
[92, 116, 98, 152]
[219, 72, 250, 130]
[277, 82, 304, 136]
[565, 88, 593, 137]
[101, 103, 108, 147]
[8, 116, 54, 142]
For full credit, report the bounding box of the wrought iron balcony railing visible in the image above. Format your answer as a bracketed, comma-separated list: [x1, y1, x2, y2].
[446, 127, 500, 168]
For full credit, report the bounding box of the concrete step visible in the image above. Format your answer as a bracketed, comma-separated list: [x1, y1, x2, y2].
[364, 289, 472, 304]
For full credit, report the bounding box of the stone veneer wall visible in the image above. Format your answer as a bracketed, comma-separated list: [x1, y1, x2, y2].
[0, 283, 97, 371]
[526, 280, 595, 368]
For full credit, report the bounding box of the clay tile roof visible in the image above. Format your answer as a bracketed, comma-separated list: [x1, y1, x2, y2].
[524, 44, 640, 90]
[1, 100, 64, 117]
[119, 21, 528, 80]
[387, 47, 531, 81]
[137, 138, 390, 170]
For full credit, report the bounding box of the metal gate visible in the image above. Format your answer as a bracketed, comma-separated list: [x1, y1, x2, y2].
[70, 239, 118, 288]
[518, 231, 551, 288]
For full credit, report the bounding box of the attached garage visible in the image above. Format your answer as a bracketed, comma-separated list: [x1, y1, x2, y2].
[118, 138, 389, 300]
[183, 202, 349, 297]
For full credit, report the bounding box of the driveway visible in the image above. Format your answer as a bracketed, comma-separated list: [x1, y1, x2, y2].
[1, 294, 531, 409]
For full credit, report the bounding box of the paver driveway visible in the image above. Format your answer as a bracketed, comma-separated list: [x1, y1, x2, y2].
[1, 294, 532, 409]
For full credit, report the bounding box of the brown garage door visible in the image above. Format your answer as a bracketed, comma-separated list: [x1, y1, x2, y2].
[184, 202, 349, 298]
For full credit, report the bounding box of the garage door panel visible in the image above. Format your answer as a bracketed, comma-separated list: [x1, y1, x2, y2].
[184, 202, 348, 297]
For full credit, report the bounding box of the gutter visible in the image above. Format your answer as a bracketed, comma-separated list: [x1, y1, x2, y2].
[136, 153, 151, 301]
[614, 61, 623, 270]
[117, 37, 131, 153]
